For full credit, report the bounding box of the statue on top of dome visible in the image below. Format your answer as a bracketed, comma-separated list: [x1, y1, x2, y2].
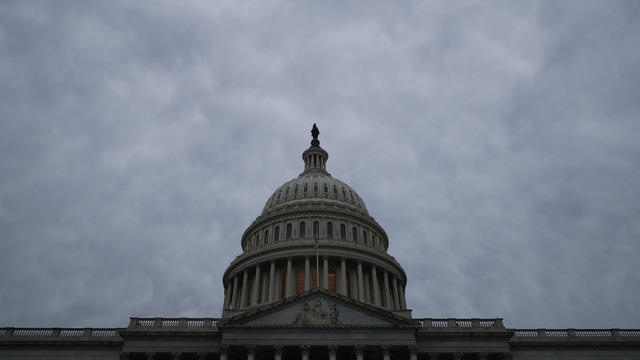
[311, 123, 320, 147]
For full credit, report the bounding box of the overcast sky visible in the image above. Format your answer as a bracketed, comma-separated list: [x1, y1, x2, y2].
[1, 0, 639, 330]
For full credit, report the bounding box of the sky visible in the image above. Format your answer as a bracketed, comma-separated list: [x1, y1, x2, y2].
[1, 0, 639, 330]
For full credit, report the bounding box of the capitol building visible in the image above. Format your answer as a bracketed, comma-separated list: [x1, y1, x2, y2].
[1, 125, 639, 360]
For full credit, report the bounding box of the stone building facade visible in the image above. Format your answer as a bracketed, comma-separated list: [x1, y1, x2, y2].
[2, 125, 639, 359]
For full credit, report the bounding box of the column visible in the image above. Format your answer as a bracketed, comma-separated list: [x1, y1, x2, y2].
[304, 257, 311, 291]
[350, 269, 358, 299]
[223, 285, 230, 309]
[301, 345, 310, 360]
[323, 256, 329, 289]
[340, 258, 347, 295]
[231, 276, 239, 309]
[240, 270, 249, 308]
[357, 262, 364, 302]
[399, 283, 407, 309]
[274, 345, 283, 360]
[220, 346, 228, 360]
[251, 265, 261, 306]
[247, 346, 256, 360]
[453, 352, 463, 360]
[268, 261, 276, 302]
[371, 265, 381, 306]
[171, 352, 181, 360]
[363, 272, 371, 303]
[355, 345, 364, 360]
[286, 258, 293, 297]
[328, 345, 337, 360]
[381, 345, 391, 360]
[383, 271, 391, 308]
[408, 346, 417, 360]
[392, 277, 400, 310]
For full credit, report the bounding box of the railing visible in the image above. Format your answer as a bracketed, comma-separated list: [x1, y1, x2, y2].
[416, 318, 505, 329]
[0, 328, 119, 338]
[514, 329, 640, 338]
[127, 317, 221, 330]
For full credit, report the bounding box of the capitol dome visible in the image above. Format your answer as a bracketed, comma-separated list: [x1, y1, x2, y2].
[222, 124, 408, 318]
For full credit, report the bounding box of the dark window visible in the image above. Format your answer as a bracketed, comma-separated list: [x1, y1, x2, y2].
[323, 184, 328, 193]
[313, 221, 319, 236]
[294, 185, 298, 194]
[313, 183, 318, 192]
[352, 227, 357, 242]
[327, 222, 333, 238]
[333, 185, 338, 194]
[274, 226, 280, 242]
[362, 231, 367, 245]
[342, 188, 346, 199]
[286, 224, 292, 239]
[265, 230, 269, 244]
[285, 187, 289, 196]
[340, 224, 346, 239]
[256, 234, 260, 245]
[299, 222, 306, 238]
[304, 184, 308, 193]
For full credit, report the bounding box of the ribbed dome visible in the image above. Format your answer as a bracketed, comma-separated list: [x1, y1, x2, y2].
[262, 123, 368, 215]
[261, 172, 369, 215]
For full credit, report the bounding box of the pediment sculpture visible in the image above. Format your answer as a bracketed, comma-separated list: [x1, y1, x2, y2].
[293, 299, 340, 325]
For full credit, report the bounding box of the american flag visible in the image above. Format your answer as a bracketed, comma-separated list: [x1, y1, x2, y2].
[314, 234, 319, 250]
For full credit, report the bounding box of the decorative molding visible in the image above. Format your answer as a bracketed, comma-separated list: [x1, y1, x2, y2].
[293, 300, 340, 325]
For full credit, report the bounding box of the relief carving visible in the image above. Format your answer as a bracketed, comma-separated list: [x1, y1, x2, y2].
[294, 299, 340, 325]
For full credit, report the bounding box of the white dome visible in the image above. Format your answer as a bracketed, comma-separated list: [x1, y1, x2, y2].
[262, 172, 369, 215]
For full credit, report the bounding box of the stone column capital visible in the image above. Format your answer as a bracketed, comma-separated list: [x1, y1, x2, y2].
[380, 345, 391, 352]
[170, 352, 181, 360]
[354, 345, 365, 353]
[196, 352, 207, 360]
[273, 344, 284, 353]
[453, 352, 464, 360]
[503, 353, 513, 360]
[478, 353, 489, 360]
[145, 352, 155, 360]
[119, 352, 129, 360]
[220, 345, 229, 353]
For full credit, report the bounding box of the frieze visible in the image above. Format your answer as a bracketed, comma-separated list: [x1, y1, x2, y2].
[293, 299, 340, 325]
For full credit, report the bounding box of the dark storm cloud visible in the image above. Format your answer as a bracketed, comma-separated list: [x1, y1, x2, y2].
[1, 0, 639, 328]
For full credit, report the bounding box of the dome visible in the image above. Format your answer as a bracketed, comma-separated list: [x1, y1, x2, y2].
[262, 173, 369, 215]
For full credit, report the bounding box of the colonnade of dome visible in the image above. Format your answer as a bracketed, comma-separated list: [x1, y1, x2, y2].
[222, 124, 409, 317]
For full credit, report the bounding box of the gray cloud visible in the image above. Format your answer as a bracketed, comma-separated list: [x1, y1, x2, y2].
[1, 0, 639, 329]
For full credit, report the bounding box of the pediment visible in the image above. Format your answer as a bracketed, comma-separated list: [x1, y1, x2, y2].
[220, 289, 417, 328]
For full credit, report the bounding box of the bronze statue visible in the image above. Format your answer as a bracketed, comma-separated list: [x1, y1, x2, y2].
[311, 123, 320, 147]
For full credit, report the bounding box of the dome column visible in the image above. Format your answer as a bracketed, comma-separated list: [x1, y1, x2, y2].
[223, 285, 231, 310]
[286, 258, 294, 297]
[392, 276, 400, 310]
[230, 276, 239, 309]
[240, 270, 249, 308]
[340, 258, 347, 296]
[251, 265, 261, 306]
[371, 265, 381, 306]
[304, 257, 311, 291]
[383, 270, 392, 308]
[268, 261, 276, 302]
[399, 283, 407, 309]
[357, 261, 364, 302]
[322, 257, 329, 289]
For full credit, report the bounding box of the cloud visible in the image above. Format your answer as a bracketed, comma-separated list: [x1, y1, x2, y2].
[1, 0, 639, 328]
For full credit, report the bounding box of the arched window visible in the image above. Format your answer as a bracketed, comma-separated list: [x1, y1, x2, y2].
[264, 230, 269, 244]
[313, 183, 318, 192]
[372, 235, 376, 248]
[362, 230, 367, 245]
[285, 187, 290, 197]
[313, 221, 319, 236]
[323, 184, 328, 193]
[333, 185, 338, 195]
[286, 224, 292, 239]
[327, 222, 333, 238]
[304, 183, 308, 193]
[299, 222, 306, 238]
[352, 227, 357, 242]
[274, 226, 280, 242]
[294, 185, 298, 194]
[340, 224, 346, 239]
[256, 234, 260, 246]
